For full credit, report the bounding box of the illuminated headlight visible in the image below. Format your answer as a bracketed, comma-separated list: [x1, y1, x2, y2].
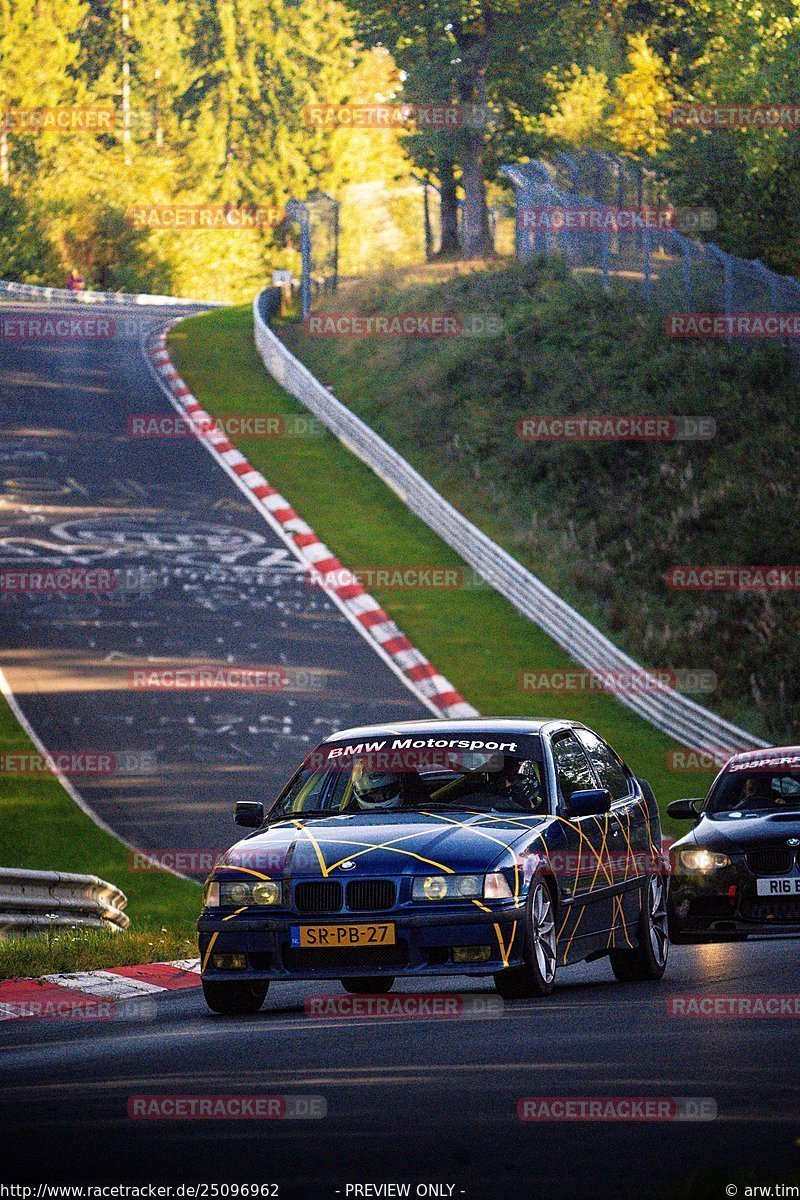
[212, 880, 283, 907]
[252, 880, 282, 906]
[202, 881, 220, 908]
[679, 848, 731, 872]
[484, 871, 514, 900]
[413, 875, 482, 901]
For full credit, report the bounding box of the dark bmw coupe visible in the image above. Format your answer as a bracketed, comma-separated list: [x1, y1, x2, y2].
[668, 746, 800, 942]
[198, 719, 669, 1013]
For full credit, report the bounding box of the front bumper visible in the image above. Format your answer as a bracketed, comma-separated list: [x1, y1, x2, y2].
[668, 859, 800, 941]
[197, 903, 526, 981]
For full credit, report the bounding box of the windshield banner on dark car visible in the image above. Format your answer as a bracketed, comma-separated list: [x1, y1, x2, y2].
[303, 734, 542, 774]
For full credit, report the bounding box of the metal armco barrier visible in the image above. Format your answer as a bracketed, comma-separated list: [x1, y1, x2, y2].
[253, 290, 769, 759]
[0, 867, 129, 937]
[0, 278, 223, 307]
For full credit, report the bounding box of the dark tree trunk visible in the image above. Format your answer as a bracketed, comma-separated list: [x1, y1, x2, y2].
[437, 154, 460, 257]
[452, 14, 494, 259]
[459, 127, 492, 257]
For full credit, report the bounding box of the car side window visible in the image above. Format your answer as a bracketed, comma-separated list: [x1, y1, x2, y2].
[575, 729, 631, 802]
[281, 770, 329, 814]
[551, 733, 598, 809]
[278, 767, 348, 815]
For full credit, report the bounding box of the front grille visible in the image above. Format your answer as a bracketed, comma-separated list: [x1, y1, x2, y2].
[740, 896, 800, 923]
[346, 879, 396, 912]
[282, 941, 409, 970]
[294, 881, 343, 914]
[746, 849, 793, 875]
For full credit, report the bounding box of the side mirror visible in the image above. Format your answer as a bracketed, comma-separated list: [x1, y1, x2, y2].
[666, 798, 703, 820]
[234, 801, 264, 828]
[566, 788, 612, 818]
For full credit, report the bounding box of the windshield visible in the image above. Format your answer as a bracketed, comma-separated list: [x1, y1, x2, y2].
[708, 763, 800, 814]
[270, 735, 548, 820]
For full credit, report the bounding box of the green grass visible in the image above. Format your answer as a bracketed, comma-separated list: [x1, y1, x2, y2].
[0, 692, 200, 979]
[283, 262, 797, 744]
[168, 301, 722, 831]
[0, 926, 197, 980]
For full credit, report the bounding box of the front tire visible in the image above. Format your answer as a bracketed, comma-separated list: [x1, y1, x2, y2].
[610, 873, 669, 982]
[493, 879, 557, 1000]
[202, 979, 269, 1014]
[340, 976, 395, 994]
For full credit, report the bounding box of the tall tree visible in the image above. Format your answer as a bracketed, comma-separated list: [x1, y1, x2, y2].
[349, 0, 540, 257]
[648, 0, 800, 272]
[0, 0, 88, 184]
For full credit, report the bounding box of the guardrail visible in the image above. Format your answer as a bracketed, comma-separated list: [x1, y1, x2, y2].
[0, 867, 129, 937]
[0, 278, 224, 307]
[253, 289, 769, 759]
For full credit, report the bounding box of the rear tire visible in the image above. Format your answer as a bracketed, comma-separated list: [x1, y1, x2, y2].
[493, 879, 557, 1000]
[609, 874, 669, 982]
[202, 979, 269, 1014]
[340, 976, 395, 994]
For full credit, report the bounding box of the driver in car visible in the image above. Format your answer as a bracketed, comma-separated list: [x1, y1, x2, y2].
[347, 761, 428, 811]
[447, 757, 545, 812]
[490, 759, 547, 813]
[738, 776, 777, 808]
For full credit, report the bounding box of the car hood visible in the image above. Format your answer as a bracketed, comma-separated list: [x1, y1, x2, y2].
[673, 810, 800, 854]
[216, 809, 548, 878]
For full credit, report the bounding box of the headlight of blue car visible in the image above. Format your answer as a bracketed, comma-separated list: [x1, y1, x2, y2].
[203, 880, 282, 907]
[412, 873, 513, 901]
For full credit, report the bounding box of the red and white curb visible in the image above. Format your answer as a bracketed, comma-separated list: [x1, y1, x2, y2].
[146, 328, 476, 719]
[0, 959, 200, 1021]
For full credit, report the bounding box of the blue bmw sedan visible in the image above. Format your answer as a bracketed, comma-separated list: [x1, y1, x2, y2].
[198, 719, 669, 1012]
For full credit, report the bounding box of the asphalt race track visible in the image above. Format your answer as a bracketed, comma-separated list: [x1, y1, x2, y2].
[1, 941, 798, 1198]
[1, 304, 798, 1199]
[0, 302, 427, 860]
